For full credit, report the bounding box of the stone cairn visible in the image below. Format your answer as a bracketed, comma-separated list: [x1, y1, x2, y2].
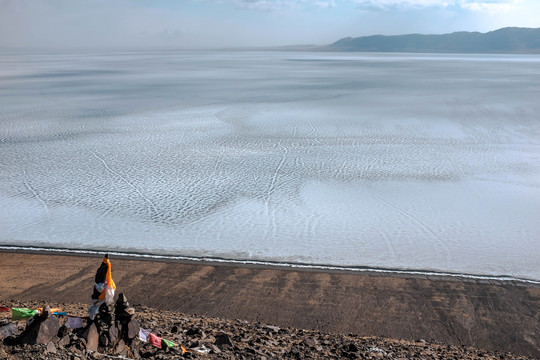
[79, 254, 141, 356]
[1, 255, 146, 358]
[1, 295, 142, 358]
[81, 292, 140, 356]
[19, 305, 61, 347]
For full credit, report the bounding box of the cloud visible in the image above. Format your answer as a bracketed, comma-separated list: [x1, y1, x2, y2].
[232, 0, 302, 12]
[354, 0, 450, 7]
[219, 0, 521, 13]
[460, 0, 518, 12]
[352, 0, 520, 11]
[1, 0, 535, 49]
[0, 0, 207, 48]
[315, 0, 337, 8]
[219, 0, 337, 12]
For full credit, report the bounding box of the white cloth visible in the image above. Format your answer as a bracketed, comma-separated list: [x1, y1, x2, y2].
[102, 284, 115, 304]
[94, 282, 105, 293]
[139, 328, 150, 342]
[67, 316, 84, 329]
[87, 300, 104, 320]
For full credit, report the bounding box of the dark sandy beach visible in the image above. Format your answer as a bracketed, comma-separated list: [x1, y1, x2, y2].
[0, 250, 539, 357]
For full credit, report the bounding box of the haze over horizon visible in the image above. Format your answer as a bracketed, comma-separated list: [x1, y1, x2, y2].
[1, 0, 540, 50]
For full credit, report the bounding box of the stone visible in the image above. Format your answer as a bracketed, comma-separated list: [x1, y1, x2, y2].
[0, 347, 8, 359]
[209, 344, 222, 354]
[129, 338, 142, 358]
[115, 293, 135, 320]
[127, 319, 141, 340]
[0, 323, 19, 340]
[99, 333, 109, 347]
[289, 347, 301, 359]
[345, 343, 358, 352]
[46, 341, 57, 354]
[83, 323, 99, 352]
[304, 338, 317, 347]
[117, 293, 128, 304]
[58, 324, 70, 338]
[20, 314, 61, 345]
[58, 335, 70, 348]
[186, 327, 202, 336]
[109, 323, 118, 345]
[42, 305, 52, 318]
[114, 339, 129, 356]
[96, 302, 115, 327]
[342, 350, 358, 359]
[264, 325, 280, 333]
[214, 333, 234, 348]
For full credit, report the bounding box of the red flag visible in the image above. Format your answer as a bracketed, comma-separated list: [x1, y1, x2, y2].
[148, 333, 162, 349]
[0, 306, 10, 312]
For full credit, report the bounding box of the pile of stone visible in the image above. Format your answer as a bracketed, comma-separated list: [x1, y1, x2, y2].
[0, 294, 143, 359]
[81, 293, 141, 356]
[1, 255, 180, 359]
[0, 253, 191, 359]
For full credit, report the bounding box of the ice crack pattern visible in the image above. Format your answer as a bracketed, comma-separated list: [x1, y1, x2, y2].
[0, 51, 539, 280]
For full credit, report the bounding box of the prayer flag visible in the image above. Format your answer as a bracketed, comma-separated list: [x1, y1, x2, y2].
[92, 254, 116, 305]
[36, 307, 62, 315]
[162, 338, 177, 348]
[12, 308, 38, 320]
[0, 306, 10, 312]
[148, 333, 162, 349]
[67, 316, 84, 329]
[139, 328, 150, 342]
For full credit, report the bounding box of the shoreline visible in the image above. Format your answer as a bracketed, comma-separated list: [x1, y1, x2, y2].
[1, 249, 539, 357]
[1, 244, 538, 287]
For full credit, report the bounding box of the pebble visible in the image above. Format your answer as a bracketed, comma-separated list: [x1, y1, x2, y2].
[0, 300, 537, 359]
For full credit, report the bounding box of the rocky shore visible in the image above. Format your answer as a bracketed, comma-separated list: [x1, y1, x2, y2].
[1, 251, 539, 359]
[1, 300, 535, 360]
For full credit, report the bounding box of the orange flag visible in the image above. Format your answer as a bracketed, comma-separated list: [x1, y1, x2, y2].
[92, 254, 116, 303]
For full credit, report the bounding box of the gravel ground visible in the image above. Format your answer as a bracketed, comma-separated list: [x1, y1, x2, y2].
[0, 300, 534, 360]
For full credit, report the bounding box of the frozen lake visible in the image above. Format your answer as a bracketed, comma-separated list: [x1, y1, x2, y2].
[1, 50, 539, 280]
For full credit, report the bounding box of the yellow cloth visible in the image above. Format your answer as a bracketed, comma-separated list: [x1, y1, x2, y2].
[98, 256, 116, 300]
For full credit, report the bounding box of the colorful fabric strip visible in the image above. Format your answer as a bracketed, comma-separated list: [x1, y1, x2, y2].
[11, 308, 38, 320]
[148, 333, 163, 349]
[139, 328, 150, 342]
[138, 327, 180, 350]
[67, 316, 85, 329]
[162, 338, 177, 348]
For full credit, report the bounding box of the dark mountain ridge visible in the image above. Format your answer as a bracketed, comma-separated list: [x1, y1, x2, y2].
[324, 27, 540, 53]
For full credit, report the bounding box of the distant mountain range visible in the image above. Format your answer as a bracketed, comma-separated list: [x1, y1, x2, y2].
[322, 27, 540, 54]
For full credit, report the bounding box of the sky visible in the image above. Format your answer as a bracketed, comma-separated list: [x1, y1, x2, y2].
[1, 0, 539, 49]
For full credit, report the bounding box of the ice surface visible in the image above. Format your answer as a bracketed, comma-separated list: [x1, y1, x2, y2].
[0, 51, 539, 280]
